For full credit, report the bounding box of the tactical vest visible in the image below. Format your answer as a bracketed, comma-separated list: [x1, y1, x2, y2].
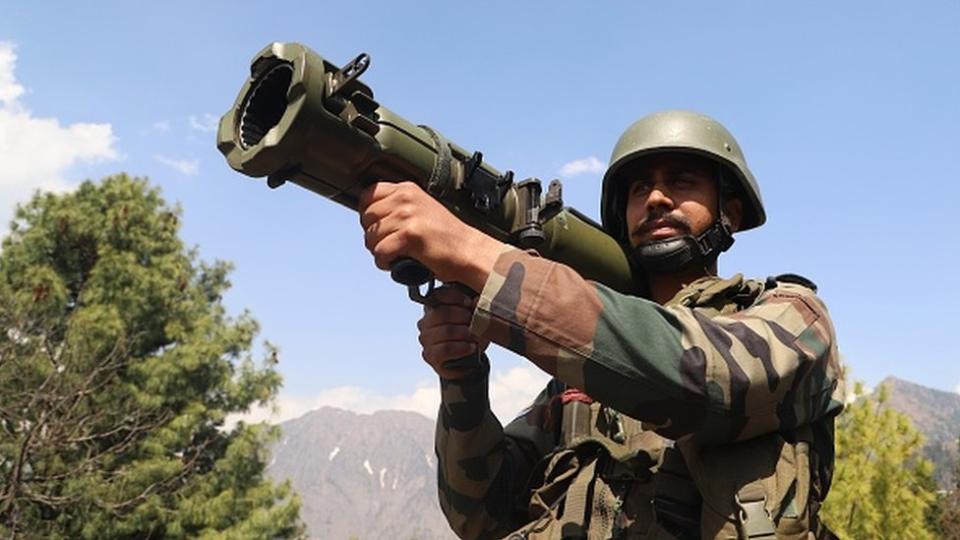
[501, 275, 836, 540]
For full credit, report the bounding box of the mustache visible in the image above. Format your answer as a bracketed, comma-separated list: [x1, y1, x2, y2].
[631, 211, 692, 237]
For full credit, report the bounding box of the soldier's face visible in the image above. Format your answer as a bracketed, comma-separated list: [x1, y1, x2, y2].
[623, 154, 741, 248]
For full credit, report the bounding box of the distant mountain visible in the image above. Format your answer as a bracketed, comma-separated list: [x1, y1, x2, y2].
[266, 378, 960, 538]
[267, 407, 456, 540]
[876, 376, 960, 488]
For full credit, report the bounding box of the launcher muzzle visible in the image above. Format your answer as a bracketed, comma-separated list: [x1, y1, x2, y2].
[217, 42, 636, 299]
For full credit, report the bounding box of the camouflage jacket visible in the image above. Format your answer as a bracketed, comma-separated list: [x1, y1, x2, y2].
[436, 247, 845, 539]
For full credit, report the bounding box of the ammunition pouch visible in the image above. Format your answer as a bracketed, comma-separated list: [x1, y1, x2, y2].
[507, 397, 685, 539]
[504, 400, 832, 540]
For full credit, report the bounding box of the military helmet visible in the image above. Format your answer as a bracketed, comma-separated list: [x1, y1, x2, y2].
[600, 110, 765, 241]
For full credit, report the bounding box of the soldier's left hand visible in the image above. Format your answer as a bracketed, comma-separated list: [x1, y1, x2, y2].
[358, 182, 501, 289]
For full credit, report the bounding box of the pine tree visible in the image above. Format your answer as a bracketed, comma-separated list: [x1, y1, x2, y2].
[821, 382, 936, 539]
[936, 437, 960, 537]
[0, 175, 303, 538]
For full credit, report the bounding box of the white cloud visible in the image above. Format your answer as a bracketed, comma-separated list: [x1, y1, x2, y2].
[559, 156, 605, 177]
[188, 113, 219, 133]
[228, 365, 550, 427]
[489, 365, 552, 422]
[151, 120, 171, 133]
[154, 154, 199, 176]
[0, 43, 25, 106]
[0, 41, 118, 227]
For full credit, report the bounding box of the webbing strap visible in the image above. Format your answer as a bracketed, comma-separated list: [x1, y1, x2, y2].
[735, 483, 776, 539]
[561, 456, 596, 528]
[529, 451, 579, 520]
[558, 456, 597, 539]
[522, 450, 580, 538]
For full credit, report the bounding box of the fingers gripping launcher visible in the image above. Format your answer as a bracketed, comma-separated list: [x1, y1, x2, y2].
[217, 42, 636, 302]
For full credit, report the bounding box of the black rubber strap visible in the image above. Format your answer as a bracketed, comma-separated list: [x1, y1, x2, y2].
[419, 125, 453, 196]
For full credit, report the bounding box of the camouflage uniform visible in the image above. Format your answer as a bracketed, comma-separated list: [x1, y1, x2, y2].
[436, 247, 844, 539]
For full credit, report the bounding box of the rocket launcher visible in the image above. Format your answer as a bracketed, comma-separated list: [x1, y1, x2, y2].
[217, 42, 637, 301]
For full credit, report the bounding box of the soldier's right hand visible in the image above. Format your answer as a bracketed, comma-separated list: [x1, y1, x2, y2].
[418, 286, 489, 380]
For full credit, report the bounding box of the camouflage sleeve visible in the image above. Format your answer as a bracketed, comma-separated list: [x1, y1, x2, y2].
[435, 356, 563, 540]
[469, 247, 844, 444]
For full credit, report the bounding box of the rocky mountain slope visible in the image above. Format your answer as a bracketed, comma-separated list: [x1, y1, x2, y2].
[876, 376, 960, 488]
[267, 407, 456, 540]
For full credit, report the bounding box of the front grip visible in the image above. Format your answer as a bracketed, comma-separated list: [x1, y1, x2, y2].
[390, 257, 433, 287]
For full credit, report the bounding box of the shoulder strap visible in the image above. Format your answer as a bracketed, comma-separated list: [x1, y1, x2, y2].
[765, 273, 818, 292]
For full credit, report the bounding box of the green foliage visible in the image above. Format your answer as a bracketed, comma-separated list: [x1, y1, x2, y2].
[821, 382, 936, 539]
[0, 175, 303, 538]
[934, 437, 960, 537]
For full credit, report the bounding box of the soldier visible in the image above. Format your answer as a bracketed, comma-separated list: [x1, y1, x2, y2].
[359, 110, 845, 539]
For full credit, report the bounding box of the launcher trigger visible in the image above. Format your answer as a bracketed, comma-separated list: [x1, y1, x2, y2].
[407, 279, 438, 306]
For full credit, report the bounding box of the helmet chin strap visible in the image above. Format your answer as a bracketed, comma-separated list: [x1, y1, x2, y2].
[629, 216, 734, 274]
[629, 166, 735, 275]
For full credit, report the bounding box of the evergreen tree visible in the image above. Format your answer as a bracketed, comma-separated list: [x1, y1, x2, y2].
[0, 175, 303, 539]
[821, 382, 936, 539]
[936, 437, 960, 537]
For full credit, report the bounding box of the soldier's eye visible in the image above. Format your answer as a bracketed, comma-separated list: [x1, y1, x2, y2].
[629, 181, 652, 196]
[672, 174, 698, 189]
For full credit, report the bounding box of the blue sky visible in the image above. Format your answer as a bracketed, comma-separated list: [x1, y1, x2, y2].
[2, 1, 958, 421]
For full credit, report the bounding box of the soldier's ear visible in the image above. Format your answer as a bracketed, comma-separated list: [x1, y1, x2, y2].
[724, 198, 743, 233]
